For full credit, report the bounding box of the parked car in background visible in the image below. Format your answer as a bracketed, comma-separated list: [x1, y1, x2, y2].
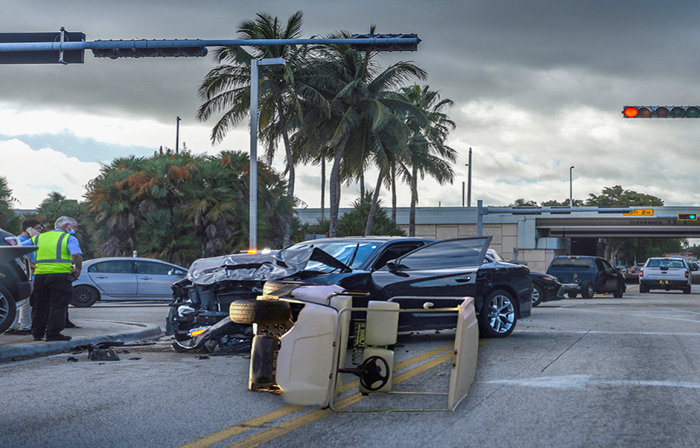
[639, 257, 692, 294]
[486, 249, 564, 307]
[687, 261, 699, 272]
[546, 256, 626, 299]
[0, 229, 35, 333]
[71, 257, 187, 307]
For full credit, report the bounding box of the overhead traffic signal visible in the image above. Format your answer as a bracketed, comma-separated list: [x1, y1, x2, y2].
[91, 42, 207, 59]
[623, 106, 700, 118]
[350, 34, 420, 52]
[678, 213, 697, 221]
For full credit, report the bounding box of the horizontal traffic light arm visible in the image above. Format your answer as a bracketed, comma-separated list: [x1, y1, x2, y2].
[623, 106, 700, 118]
[0, 33, 422, 63]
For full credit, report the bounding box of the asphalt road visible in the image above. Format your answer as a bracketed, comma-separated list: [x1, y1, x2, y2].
[3, 288, 700, 448]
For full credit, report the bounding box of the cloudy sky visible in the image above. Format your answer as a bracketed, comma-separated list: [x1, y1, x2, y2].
[2, 0, 699, 211]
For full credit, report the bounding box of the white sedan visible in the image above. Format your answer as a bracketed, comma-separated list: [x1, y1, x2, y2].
[71, 257, 187, 307]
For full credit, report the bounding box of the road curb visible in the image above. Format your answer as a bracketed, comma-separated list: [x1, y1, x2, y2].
[0, 323, 163, 364]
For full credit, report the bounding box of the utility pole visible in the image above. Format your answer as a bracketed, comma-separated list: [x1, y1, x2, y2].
[175, 116, 180, 155]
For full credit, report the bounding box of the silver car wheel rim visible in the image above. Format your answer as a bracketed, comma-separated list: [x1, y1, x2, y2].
[0, 293, 9, 321]
[532, 288, 540, 302]
[487, 294, 515, 334]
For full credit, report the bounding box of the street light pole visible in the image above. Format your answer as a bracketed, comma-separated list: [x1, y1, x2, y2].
[467, 147, 472, 208]
[175, 116, 180, 155]
[569, 165, 575, 207]
[249, 58, 285, 253]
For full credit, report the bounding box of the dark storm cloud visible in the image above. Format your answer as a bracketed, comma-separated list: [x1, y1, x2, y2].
[5, 0, 700, 208]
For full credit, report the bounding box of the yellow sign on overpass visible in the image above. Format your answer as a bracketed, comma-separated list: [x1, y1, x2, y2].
[624, 209, 654, 216]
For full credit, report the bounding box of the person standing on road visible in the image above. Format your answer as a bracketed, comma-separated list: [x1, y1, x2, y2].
[4, 218, 41, 335]
[23, 216, 83, 342]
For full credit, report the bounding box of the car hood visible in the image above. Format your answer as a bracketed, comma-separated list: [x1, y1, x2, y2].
[0, 246, 36, 265]
[186, 247, 352, 286]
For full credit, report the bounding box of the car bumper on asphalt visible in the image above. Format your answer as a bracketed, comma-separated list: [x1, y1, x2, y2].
[640, 279, 689, 289]
[560, 283, 580, 293]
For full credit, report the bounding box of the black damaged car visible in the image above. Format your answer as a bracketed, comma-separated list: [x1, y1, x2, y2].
[167, 237, 433, 352]
[167, 236, 532, 352]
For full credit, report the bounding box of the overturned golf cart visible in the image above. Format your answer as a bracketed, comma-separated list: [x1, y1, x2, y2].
[229, 283, 479, 412]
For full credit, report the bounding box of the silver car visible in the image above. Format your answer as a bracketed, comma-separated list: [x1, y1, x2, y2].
[71, 257, 187, 307]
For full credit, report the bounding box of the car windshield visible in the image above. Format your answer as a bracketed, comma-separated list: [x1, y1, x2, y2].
[284, 240, 383, 271]
[550, 258, 595, 269]
[647, 259, 685, 268]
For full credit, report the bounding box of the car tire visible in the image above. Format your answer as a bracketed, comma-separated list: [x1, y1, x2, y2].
[72, 285, 99, 307]
[0, 284, 17, 334]
[639, 284, 648, 293]
[581, 283, 594, 299]
[613, 284, 624, 298]
[479, 289, 517, 338]
[684, 285, 692, 294]
[531, 284, 544, 307]
[567, 292, 578, 299]
[230, 299, 291, 325]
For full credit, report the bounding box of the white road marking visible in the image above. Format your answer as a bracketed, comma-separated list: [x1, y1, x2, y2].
[487, 375, 700, 390]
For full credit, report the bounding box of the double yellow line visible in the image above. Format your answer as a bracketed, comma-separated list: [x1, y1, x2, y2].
[178, 342, 461, 448]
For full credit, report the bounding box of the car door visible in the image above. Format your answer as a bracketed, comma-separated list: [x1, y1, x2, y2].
[134, 260, 187, 299]
[86, 260, 137, 297]
[597, 258, 618, 292]
[370, 237, 491, 330]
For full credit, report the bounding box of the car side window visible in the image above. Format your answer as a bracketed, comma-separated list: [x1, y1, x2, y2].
[396, 239, 486, 270]
[135, 261, 174, 275]
[372, 243, 425, 270]
[89, 260, 134, 274]
[599, 259, 614, 273]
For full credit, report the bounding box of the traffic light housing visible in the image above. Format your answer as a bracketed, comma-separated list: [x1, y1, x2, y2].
[350, 34, 420, 52]
[623, 106, 700, 118]
[678, 213, 697, 221]
[92, 42, 207, 59]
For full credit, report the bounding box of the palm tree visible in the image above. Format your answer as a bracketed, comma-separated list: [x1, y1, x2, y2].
[0, 177, 15, 230]
[399, 85, 457, 236]
[304, 33, 427, 237]
[196, 11, 308, 247]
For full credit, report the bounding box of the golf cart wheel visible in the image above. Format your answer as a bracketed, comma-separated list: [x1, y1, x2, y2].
[567, 292, 578, 299]
[230, 299, 291, 324]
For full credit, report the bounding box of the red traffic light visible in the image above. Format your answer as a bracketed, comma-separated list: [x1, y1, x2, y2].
[623, 106, 700, 118]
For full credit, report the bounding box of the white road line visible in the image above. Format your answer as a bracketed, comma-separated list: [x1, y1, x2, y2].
[487, 375, 700, 390]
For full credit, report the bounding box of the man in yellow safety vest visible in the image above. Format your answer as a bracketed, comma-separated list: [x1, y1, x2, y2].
[23, 216, 83, 342]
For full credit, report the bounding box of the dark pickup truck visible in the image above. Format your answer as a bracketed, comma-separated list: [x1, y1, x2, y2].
[546, 256, 626, 299]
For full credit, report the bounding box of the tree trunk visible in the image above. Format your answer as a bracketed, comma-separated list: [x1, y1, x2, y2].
[365, 172, 383, 236]
[391, 164, 397, 224]
[329, 134, 350, 237]
[277, 102, 294, 248]
[409, 166, 418, 237]
[360, 170, 365, 200]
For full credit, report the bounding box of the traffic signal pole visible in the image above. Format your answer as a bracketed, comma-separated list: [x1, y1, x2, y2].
[0, 33, 421, 64]
[0, 29, 421, 252]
